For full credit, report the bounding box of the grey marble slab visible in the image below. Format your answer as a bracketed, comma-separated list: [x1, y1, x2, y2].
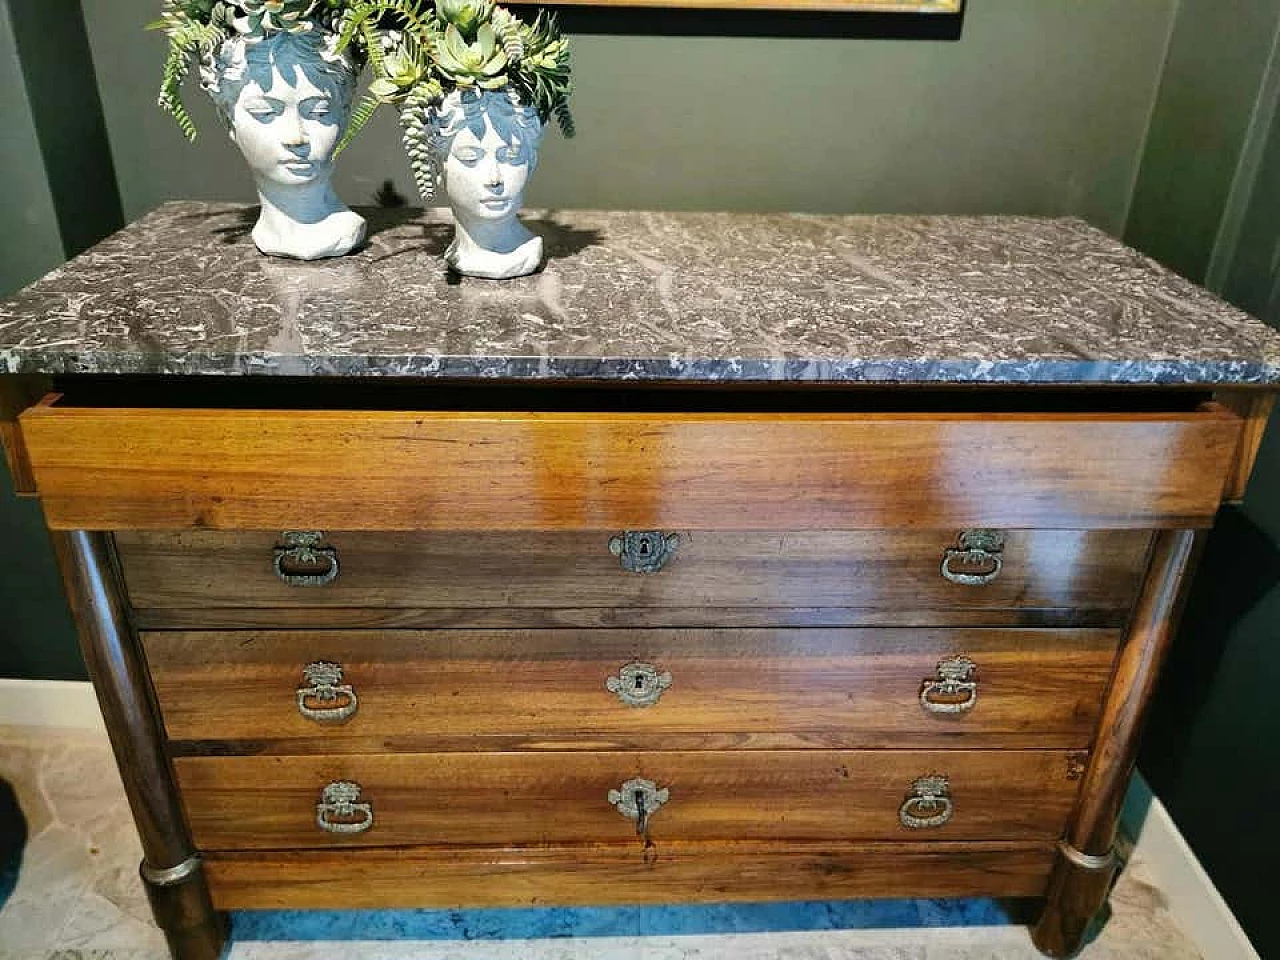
[0, 202, 1277, 385]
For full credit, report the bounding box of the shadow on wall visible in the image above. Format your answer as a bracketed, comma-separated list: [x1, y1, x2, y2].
[0, 778, 27, 908]
[1140, 504, 1280, 790]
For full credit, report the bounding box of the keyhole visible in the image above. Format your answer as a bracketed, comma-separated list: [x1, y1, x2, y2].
[635, 674, 646, 691]
[638, 540, 651, 555]
[634, 789, 648, 835]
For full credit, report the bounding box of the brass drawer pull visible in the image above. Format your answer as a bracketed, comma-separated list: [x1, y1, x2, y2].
[606, 662, 672, 707]
[316, 781, 374, 835]
[940, 529, 1004, 585]
[609, 777, 670, 835]
[297, 661, 359, 724]
[899, 775, 953, 829]
[274, 531, 340, 586]
[920, 656, 978, 715]
[609, 531, 680, 574]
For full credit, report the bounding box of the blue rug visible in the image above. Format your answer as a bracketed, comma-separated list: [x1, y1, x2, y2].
[233, 897, 1019, 941]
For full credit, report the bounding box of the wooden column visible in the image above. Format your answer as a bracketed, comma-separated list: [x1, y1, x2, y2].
[1032, 529, 1201, 957]
[51, 531, 227, 960]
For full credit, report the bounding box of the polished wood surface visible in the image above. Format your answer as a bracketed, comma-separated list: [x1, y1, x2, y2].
[133, 605, 1133, 631]
[146, 628, 1120, 751]
[21, 404, 1242, 530]
[0, 375, 50, 495]
[1216, 389, 1276, 500]
[49, 531, 226, 960]
[1032, 529, 1201, 957]
[205, 840, 1052, 910]
[174, 749, 1083, 849]
[116, 529, 1151, 621]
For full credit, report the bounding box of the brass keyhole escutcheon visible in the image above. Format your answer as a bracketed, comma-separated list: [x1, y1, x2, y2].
[609, 531, 681, 574]
[606, 662, 672, 708]
[609, 778, 669, 834]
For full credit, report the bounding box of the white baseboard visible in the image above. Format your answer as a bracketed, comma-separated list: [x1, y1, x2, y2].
[1124, 771, 1259, 960]
[0, 678, 104, 731]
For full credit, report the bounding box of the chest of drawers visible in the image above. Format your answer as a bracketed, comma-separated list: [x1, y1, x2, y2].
[3, 206, 1279, 960]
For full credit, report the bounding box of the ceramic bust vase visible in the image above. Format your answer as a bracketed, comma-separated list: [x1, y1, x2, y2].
[424, 89, 544, 279]
[201, 30, 366, 260]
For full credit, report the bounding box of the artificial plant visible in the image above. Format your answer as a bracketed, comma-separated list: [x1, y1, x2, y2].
[334, 0, 574, 200]
[150, 0, 359, 140]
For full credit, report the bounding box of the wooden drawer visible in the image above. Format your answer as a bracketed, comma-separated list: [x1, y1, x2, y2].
[20, 399, 1242, 530]
[118, 529, 1150, 629]
[174, 749, 1083, 850]
[204, 840, 1058, 909]
[147, 628, 1119, 751]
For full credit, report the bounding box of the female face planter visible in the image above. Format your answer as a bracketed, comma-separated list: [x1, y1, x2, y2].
[429, 89, 545, 279]
[204, 31, 366, 260]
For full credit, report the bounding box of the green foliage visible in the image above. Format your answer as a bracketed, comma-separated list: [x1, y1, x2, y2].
[148, 0, 574, 174]
[149, 0, 367, 140]
[334, 0, 573, 192]
[151, 12, 225, 141]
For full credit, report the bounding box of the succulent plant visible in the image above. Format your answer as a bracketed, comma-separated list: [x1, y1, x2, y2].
[436, 0, 494, 40]
[434, 23, 508, 89]
[230, 0, 322, 35]
[332, 0, 573, 177]
[150, 0, 362, 140]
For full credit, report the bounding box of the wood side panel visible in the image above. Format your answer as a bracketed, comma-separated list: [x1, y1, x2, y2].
[173, 750, 1083, 849]
[115, 529, 1152, 613]
[145, 628, 1119, 750]
[0, 377, 51, 495]
[1214, 390, 1276, 500]
[21, 407, 1242, 530]
[204, 841, 1054, 910]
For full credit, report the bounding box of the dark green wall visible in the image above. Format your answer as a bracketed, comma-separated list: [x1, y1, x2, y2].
[0, 0, 64, 296]
[0, 0, 120, 681]
[1126, 1, 1280, 955]
[1125, 0, 1280, 283]
[85, 0, 1175, 234]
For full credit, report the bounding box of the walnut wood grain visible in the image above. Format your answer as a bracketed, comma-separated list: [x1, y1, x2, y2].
[115, 529, 1151, 618]
[1032, 529, 1201, 958]
[173, 749, 1083, 849]
[145, 627, 1119, 751]
[21, 404, 1242, 530]
[1215, 389, 1276, 500]
[204, 839, 1052, 910]
[49, 531, 226, 960]
[0, 375, 50, 495]
[133, 605, 1131, 631]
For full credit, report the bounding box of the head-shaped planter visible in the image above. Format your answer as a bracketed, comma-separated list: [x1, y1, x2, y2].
[424, 88, 545, 279]
[202, 30, 366, 260]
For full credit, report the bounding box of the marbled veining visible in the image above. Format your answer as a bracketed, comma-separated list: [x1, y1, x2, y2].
[0, 203, 1276, 385]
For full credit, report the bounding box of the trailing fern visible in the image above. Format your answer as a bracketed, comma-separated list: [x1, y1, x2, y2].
[151, 17, 224, 140]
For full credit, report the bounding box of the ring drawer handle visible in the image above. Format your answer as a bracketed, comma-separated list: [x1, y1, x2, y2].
[297, 661, 359, 724]
[609, 777, 670, 835]
[609, 531, 680, 574]
[316, 781, 374, 835]
[941, 529, 1004, 586]
[899, 775, 953, 830]
[920, 656, 978, 715]
[274, 531, 340, 586]
[606, 662, 672, 708]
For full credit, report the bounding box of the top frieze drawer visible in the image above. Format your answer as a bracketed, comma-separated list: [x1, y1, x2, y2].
[18, 401, 1243, 531]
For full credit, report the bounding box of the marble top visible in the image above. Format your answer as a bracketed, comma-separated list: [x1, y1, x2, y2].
[1, 201, 1278, 385]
